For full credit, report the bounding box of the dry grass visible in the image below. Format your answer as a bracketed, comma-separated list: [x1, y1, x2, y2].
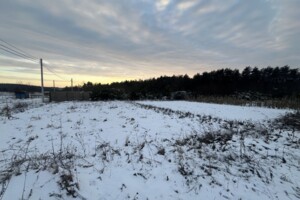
[275, 111, 300, 131]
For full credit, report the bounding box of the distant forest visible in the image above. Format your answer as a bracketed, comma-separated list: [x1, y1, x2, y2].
[1, 66, 299, 101]
[78, 66, 300, 100]
[0, 83, 52, 92]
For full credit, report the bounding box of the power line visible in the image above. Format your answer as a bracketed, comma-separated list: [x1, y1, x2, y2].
[0, 46, 38, 63]
[43, 79, 72, 83]
[0, 43, 38, 62]
[0, 38, 77, 86]
[43, 63, 68, 81]
[0, 38, 38, 60]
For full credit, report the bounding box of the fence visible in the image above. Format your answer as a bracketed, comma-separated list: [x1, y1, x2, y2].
[49, 92, 91, 102]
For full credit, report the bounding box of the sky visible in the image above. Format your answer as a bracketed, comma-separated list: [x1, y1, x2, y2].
[0, 0, 299, 87]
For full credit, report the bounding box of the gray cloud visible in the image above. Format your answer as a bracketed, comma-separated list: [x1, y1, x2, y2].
[0, 0, 299, 86]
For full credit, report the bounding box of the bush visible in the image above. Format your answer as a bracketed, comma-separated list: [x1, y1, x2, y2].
[13, 102, 28, 112]
[0, 106, 12, 119]
[91, 89, 126, 100]
[276, 111, 300, 131]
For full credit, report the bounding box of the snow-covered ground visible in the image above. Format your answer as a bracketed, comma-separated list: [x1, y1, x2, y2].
[0, 100, 299, 200]
[137, 101, 290, 122]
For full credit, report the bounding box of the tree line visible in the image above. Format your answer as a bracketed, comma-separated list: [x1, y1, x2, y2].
[76, 66, 299, 100]
[0, 83, 52, 93]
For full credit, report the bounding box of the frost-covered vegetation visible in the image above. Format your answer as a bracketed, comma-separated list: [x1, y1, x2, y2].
[0, 98, 299, 199]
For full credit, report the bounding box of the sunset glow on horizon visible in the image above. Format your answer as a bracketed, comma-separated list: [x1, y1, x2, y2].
[0, 0, 299, 87]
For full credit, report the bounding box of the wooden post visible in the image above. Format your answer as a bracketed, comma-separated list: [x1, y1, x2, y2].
[71, 78, 73, 92]
[53, 80, 56, 92]
[40, 58, 44, 103]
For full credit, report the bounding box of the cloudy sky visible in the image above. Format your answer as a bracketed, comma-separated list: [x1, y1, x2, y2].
[0, 0, 299, 87]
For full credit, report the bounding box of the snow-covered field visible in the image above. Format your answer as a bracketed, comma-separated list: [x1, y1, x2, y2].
[137, 101, 290, 122]
[0, 100, 299, 199]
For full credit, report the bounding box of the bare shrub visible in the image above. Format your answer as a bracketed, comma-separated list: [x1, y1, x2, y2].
[0, 102, 29, 119]
[275, 111, 300, 131]
[0, 143, 79, 199]
[0, 106, 12, 119]
[58, 172, 79, 198]
[13, 102, 28, 113]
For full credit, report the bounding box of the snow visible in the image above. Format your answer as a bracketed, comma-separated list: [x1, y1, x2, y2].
[0, 100, 299, 200]
[137, 100, 290, 122]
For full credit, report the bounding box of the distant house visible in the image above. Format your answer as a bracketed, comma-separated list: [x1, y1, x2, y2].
[29, 92, 43, 99]
[15, 91, 29, 99]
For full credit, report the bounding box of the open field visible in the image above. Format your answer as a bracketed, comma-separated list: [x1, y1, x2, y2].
[0, 99, 299, 199]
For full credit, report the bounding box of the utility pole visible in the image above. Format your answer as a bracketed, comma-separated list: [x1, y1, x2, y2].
[40, 58, 44, 103]
[71, 78, 73, 92]
[53, 80, 56, 92]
